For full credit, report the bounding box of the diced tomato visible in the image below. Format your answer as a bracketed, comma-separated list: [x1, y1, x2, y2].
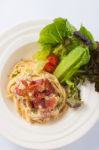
[15, 87, 24, 96]
[45, 98, 56, 108]
[47, 53, 58, 66]
[43, 54, 58, 73]
[21, 80, 28, 88]
[43, 62, 55, 73]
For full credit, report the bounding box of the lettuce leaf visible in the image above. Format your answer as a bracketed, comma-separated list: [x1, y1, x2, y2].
[38, 18, 76, 47]
[80, 25, 96, 49]
[54, 46, 90, 82]
[32, 45, 51, 60]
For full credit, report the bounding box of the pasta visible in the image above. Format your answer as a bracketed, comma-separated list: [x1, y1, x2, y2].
[7, 59, 68, 123]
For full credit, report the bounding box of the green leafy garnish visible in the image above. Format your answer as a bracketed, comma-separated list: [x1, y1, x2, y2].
[32, 108, 37, 113]
[12, 71, 20, 78]
[56, 102, 62, 109]
[66, 85, 82, 108]
[80, 25, 96, 49]
[32, 17, 97, 108]
[54, 46, 90, 82]
[38, 18, 76, 48]
[33, 48, 51, 60]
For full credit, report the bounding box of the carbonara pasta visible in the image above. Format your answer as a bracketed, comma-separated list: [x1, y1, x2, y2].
[7, 59, 68, 123]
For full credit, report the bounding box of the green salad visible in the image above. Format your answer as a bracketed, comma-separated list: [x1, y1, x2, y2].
[33, 17, 99, 108]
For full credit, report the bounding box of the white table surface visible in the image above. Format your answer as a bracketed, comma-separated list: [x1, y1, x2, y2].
[0, 0, 99, 150]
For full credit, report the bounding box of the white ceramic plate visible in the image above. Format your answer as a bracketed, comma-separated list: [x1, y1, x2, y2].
[0, 20, 99, 150]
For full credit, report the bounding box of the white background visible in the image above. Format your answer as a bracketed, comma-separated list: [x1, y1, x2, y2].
[0, 0, 99, 150]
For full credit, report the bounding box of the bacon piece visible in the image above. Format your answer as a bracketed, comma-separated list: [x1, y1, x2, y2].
[21, 80, 28, 88]
[33, 92, 43, 102]
[29, 101, 35, 108]
[45, 79, 55, 94]
[28, 79, 45, 92]
[15, 86, 24, 96]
